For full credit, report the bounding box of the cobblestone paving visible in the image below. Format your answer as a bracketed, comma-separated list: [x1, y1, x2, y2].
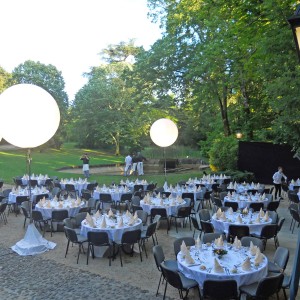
[0, 245, 170, 300]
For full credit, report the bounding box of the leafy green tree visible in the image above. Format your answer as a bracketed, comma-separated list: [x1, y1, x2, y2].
[71, 42, 148, 155]
[0, 66, 11, 93]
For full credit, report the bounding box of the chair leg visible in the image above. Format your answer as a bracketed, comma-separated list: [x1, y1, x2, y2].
[283, 288, 287, 300]
[77, 243, 81, 264]
[156, 273, 163, 296]
[163, 281, 168, 300]
[119, 245, 123, 267]
[175, 218, 178, 233]
[65, 240, 70, 258]
[23, 217, 26, 228]
[138, 242, 143, 262]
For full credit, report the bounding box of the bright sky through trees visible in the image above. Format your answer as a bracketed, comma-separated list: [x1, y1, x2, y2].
[0, 0, 161, 100]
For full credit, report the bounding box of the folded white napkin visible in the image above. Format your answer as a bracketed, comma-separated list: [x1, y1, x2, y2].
[128, 216, 135, 226]
[242, 207, 248, 214]
[118, 217, 124, 228]
[126, 210, 132, 218]
[195, 235, 202, 249]
[94, 210, 101, 219]
[259, 208, 265, 218]
[86, 213, 96, 228]
[242, 257, 251, 271]
[185, 251, 195, 265]
[100, 216, 107, 228]
[214, 235, 224, 248]
[236, 215, 243, 224]
[108, 208, 114, 217]
[254, 248, 263, 266]
[249, 241, 258, 256]
[255, 214, 261, 224]
[228, 207, 234, 215]
[180, 241, 188, 256]
[157, 192, 161, 199]
[214, 258, 224, 273]
[233, 236, 242, 249]
[263, 211, 269, 222]
[133, 211, 138, 220]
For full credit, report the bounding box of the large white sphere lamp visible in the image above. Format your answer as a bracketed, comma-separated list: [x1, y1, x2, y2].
[150, 118, 178, 181]
[0, 84, 60, 148]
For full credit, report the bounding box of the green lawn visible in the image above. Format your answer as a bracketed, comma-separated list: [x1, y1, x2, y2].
[0, 143, 206, 187]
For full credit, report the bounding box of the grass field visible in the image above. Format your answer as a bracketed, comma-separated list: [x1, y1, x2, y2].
[0, 143, 206, 187]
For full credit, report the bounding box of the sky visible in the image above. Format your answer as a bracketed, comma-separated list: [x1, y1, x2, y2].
[0, 0, 162, 100]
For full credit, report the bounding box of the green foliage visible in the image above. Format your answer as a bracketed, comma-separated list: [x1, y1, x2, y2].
[208, 136, 238, 171]
[225, 170, 256, 184]
[0, 66, 11, 93]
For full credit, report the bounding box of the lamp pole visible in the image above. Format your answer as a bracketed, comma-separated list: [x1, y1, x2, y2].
[288, 5, 300, 62]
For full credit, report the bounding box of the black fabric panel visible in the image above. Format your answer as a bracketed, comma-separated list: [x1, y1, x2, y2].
[237, 141, 300, 184]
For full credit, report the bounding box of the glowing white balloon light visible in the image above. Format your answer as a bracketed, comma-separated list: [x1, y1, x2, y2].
[150, 118, 178, 147]
[0, 84, 60, 148]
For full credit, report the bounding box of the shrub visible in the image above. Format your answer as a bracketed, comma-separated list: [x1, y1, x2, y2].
[208, 136, 238, 171]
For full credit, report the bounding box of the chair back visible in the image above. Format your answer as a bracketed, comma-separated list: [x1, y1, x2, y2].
[64, 226, 78, 243]
[0, 202, 7, 213]
[131, 196, 141, 206]
[198, 209, 211, 221]
[81, 190, 92, 201]
[224, 201, 238, 211]
[176, 206, 191, 217]
[190, 216, 200, 231]
[273, 247, 289, 271]
[181, 192, 194, 201]
[261, 224, 278, 239]
[240, 236, 264, 252]
[79, 207, 91, 214]
[120, 193, 133, 202]
[173, 237, 195, 257]
[228, 225, 250, 241]
[87, 231, 109, 246]
[202, 233, 226, 244]
[63, 217, 76, 228]
[29, 179, 38, 188]
[268, 211, 278, 224]
[160, 262, 183, 289]
[200, 220, 214, 233]
[134, 184, 144, 192]
[74, 212, 88, 226]
[290, 209, 300, 222]
[161, 191, 171, 198]
[99, 193, 112, 203]
[121, 229, 141, 244]
[52, 209, 69, 221]
[145, 221, 157, 238]
[256, 273, 284, 298]
[249, 202, 264, 212]
[16, 196, 29, 206]
[277, 217, 285, 233]
[289, 232, 300, 299]
[203, 279, 238, 300]
[136, 210, 148, 225]
[21, 206, 30, 218]
[151, 208, 167, 219]
[153, 245, 165, 271]
[65, 184, 76, 192]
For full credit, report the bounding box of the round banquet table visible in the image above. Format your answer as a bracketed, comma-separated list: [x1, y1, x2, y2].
[8, 189, 49, 204]
[21, 175, 50, 186]
[177, 244, 268, 288]
[140, 197, 186, 216]
[60, 180, 88, 196]
[223, 195, 270, 209]
[164, 187, 205, 202]
[93, 187, 129, 203]
[35, 199, 85, 219]
[211, 212, 272, 236]
[80, 214, 143, 242]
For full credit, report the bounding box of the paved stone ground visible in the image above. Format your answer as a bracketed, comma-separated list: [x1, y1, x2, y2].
[0, 187, 299, 300]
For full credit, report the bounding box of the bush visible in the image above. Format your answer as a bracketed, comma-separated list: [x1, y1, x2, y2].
[208, 136, 238, 171]
[225, 170, 256, 183]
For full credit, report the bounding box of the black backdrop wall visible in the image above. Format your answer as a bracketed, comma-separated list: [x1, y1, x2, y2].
[237, 141, 300, 184]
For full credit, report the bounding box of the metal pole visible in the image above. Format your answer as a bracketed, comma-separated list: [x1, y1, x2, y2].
[163, 147, 167, 182]
[27, 149, 33, 223]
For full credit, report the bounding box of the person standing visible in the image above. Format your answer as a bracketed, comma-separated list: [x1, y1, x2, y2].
[136, 151, 147, 176]
[124, 153, 132, 176]
[272, 166, 287, 199]
[80, 153, 90, 178]
[131, 153, 138, 176]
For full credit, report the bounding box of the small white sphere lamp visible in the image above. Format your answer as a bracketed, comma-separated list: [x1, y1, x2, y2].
[0, 84, 60, 148]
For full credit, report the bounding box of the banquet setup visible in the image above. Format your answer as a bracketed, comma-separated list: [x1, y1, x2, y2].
[1, 173, 300, 300]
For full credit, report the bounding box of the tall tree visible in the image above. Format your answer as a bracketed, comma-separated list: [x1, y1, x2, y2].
[0, 66, 11, 93]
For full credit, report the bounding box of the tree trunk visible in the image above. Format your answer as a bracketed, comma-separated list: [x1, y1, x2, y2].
[218, 95, 231, 137]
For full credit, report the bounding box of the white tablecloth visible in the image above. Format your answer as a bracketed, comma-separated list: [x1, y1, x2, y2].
[140, 198, 186, 216]
[35, 200, 85, 219]
[93, 188, 130, 202]
[8, 189, 49, 204]
[21, 175, 50, 186]
[211, 212, 272, 235]
[80, 215, 142, 242]
[177, 244, 268, 288]
[224, 196, 270, 209]
[60, 180, 88, 196]
[164, 188, 204, 201]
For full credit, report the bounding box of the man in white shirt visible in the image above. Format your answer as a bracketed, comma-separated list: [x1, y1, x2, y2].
[124, 154, 132, 176]
[272, 166, 287, 199]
